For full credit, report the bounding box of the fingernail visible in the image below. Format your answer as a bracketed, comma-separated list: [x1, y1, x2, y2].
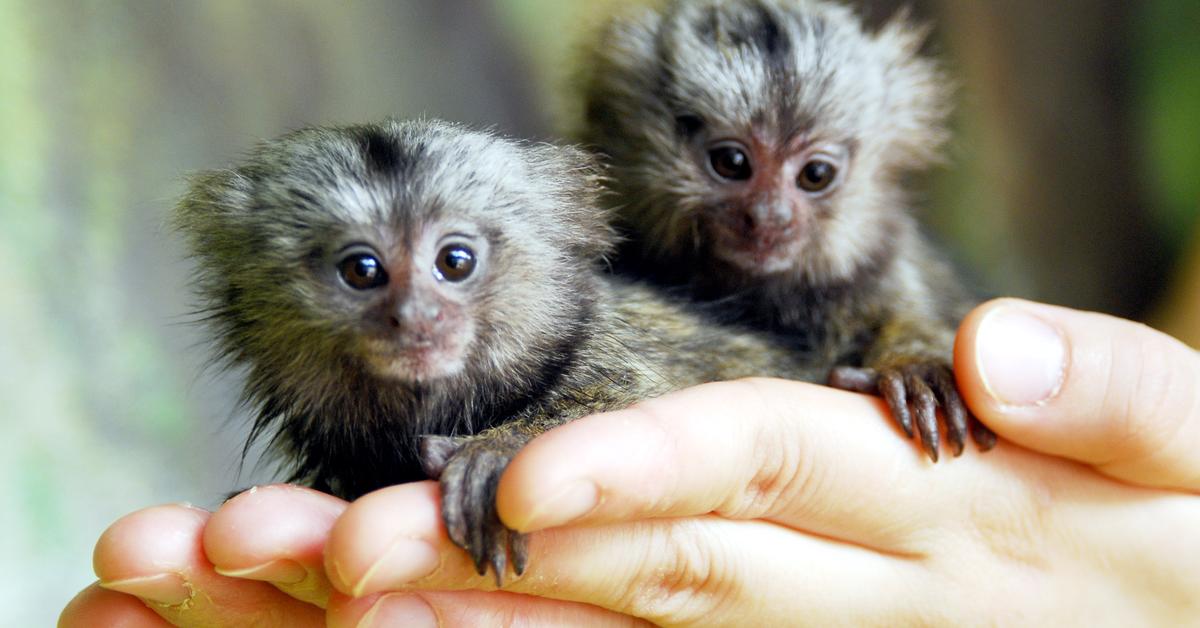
[350, 537, 440, 597]
[517, 479, 599, 532]
[99, 573, 191, 605]
[214, 558, 307, 584]
[975, 306, 1067, 406]
[357, 593, 438, 628]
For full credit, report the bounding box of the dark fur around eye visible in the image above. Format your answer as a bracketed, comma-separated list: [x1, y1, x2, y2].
[675, 114, 704, 138]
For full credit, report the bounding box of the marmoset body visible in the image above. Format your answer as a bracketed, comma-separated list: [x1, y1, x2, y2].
[577, 0, 996, 459]
[175, 119, 821, 582]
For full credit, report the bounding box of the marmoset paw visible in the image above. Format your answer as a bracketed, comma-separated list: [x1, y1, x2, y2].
[830, 362, 997, 461]
[419, 434, 528, 586]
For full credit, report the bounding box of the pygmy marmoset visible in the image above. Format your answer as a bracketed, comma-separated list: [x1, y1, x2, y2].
[175, 118, 823, 582]
[577, 0, 997, 459]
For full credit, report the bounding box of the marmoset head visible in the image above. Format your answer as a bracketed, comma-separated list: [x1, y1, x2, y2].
[581, 0, 948, 286]
[176, 120, 612, 406]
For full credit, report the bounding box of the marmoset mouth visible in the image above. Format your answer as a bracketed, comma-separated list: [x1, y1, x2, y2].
[711, 228, 804, 276]
[362, 336, 468, 383]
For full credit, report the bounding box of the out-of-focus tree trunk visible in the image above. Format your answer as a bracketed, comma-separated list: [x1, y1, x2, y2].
[938, 1, 1168, 318]
[855, 0, 1171, 319]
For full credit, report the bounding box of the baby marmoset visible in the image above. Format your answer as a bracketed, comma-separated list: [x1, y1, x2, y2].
[577, 0, 996, 459]
[174, 119, 821, 581]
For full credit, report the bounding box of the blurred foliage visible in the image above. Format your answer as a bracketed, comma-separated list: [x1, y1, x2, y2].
[0, 1, 1194, 625]
[1136, 0, 1200, 244]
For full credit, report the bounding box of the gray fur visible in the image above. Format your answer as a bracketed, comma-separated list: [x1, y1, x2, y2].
[577, 0, 995, 458]
[174, 118, 819, 578]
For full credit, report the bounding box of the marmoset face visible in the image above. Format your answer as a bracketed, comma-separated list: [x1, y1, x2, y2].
[584, 0, 948, 285]
[177, 120, 613, 391]
[324, 218, 489, 382]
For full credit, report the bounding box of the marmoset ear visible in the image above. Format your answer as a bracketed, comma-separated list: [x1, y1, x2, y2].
[526, 142, 620, 264]
[870, 11, 952, 169]
[172, 168, 261, 283]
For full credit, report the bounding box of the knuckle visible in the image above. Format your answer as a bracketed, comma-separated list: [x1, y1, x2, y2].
[714, 379, 815, 520]
[731, 448, 794, 519]
[1105, 334, 1196, 465]
[620, 521, 739, 626]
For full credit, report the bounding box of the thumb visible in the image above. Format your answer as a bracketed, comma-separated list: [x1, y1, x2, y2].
[955, 298, 1200, 491]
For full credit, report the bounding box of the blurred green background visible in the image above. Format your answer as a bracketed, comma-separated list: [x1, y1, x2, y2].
[0, 1, 1195, 624]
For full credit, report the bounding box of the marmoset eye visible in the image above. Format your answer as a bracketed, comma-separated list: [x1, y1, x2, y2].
[707, 143, 753, 181]
[434, 244, 476, 282]
[797, 159, 838, 193]
[337, 253, 388, 290]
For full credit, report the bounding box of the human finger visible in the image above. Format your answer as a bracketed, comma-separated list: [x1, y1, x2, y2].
[93, 504, 323, 627]
[498, 379, 956, 553]
[326, 589, 652, 628]
[324, 481, 911, 626]
[203, 484, 346, 607]
[955, 298, 1200, 490]
[59, 582, 172, 628]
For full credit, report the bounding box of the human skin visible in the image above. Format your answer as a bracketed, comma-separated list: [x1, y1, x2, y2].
[60, 298, 1200, 627]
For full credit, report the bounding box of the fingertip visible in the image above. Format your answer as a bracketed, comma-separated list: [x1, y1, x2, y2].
[956, 298, 1200, 489]
[508, 479, 601, 534]
[87, 500, 330, 626]
[496, 407, 655, 533]
[496, 433, 576, 533]
[324, 482, 444, 597]
[955, 298, 1070, 434]
[204, 484, 345, 579]
[60, 583, 171, 628]
[956, 299, 1069, 412]
[93, 504, 210, 588]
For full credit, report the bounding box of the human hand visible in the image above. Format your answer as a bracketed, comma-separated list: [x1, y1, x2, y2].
[324, 299, 1200, 626]
[59, 486, 335, 628]
[59, 485, 640, 627]
[61, 298, 1200, 626]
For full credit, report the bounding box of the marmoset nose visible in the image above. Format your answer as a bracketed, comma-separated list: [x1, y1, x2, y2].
[401, 299, 443, 322]
[740, 202, 795, 239]
[389, 298, 444, 332]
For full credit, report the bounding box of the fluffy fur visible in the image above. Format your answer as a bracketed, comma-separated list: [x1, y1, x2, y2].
[576, 0, 995, 458]
[175, 118, 820, 580]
